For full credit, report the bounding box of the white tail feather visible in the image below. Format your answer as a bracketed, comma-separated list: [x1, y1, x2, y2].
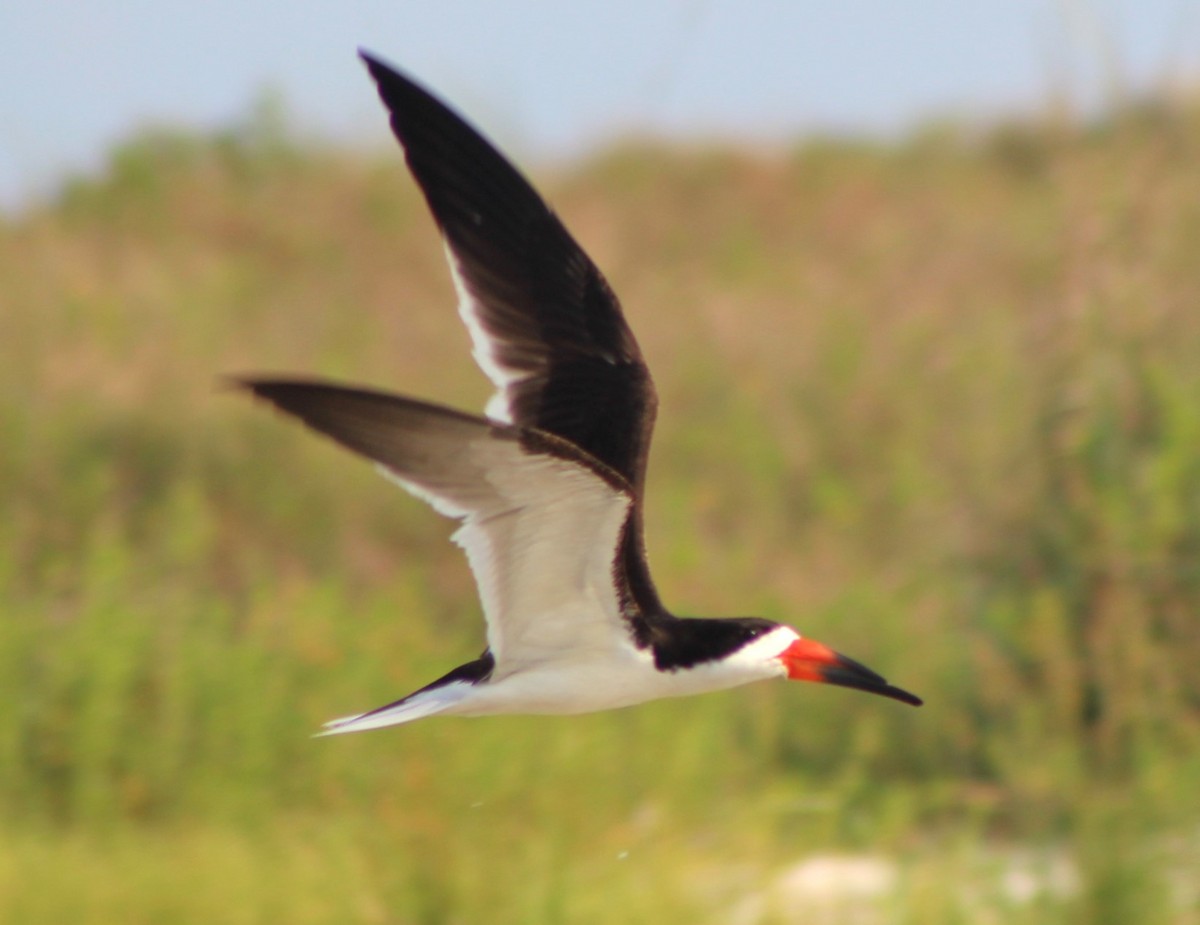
[314, 682, 474, 736]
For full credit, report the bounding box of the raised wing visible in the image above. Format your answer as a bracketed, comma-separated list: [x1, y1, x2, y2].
[238, 379, 638, 671]
[359, 52, 657, 497]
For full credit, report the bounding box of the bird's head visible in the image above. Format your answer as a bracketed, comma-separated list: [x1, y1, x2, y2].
[653, 618, 921, 706]
[769, 626, 922, 706]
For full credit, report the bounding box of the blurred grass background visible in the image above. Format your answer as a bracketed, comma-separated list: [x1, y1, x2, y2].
[2, 93, 1200, 923]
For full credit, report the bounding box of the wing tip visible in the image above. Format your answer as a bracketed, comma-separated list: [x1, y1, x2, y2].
[222, 374, 301, 409]
[357, 49, 422, 104]
[219, 373, 256, 393]
[225, 374, 352, 404]
[358, 47, 386, 76]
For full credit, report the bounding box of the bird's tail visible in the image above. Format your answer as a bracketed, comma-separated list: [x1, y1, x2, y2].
[315, 681, 473, 736]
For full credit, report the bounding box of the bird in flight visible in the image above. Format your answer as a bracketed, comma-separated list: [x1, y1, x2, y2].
[237, 51, 922, 734]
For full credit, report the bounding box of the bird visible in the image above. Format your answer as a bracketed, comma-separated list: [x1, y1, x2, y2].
[236, 50, 922, 735]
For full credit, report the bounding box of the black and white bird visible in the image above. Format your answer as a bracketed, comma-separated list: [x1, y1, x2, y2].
[238, 51, 921, 735]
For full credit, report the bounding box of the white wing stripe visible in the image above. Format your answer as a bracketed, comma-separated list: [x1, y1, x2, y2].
[442, 239, 522, 424]
[376, 463, 468, 519]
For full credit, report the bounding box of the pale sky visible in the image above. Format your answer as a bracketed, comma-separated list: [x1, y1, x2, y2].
[2, 1, 1197, 211]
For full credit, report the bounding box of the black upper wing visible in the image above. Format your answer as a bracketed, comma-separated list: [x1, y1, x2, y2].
[361, 51, 665, 616]
[360, 51, 657, 497]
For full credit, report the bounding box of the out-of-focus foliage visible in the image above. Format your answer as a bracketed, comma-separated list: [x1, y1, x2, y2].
[2, 97, 1199, 923]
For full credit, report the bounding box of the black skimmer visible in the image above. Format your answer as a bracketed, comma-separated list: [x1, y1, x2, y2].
[237, 51, 922, 734]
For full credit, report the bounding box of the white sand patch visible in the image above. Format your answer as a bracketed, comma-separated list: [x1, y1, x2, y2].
[730, 854, 898, 925]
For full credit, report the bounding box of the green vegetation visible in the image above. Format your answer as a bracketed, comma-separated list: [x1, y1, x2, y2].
[3, 100, 1200, 923]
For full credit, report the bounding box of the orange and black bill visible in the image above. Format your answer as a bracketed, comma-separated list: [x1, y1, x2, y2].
[781, 638, 922, 706]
